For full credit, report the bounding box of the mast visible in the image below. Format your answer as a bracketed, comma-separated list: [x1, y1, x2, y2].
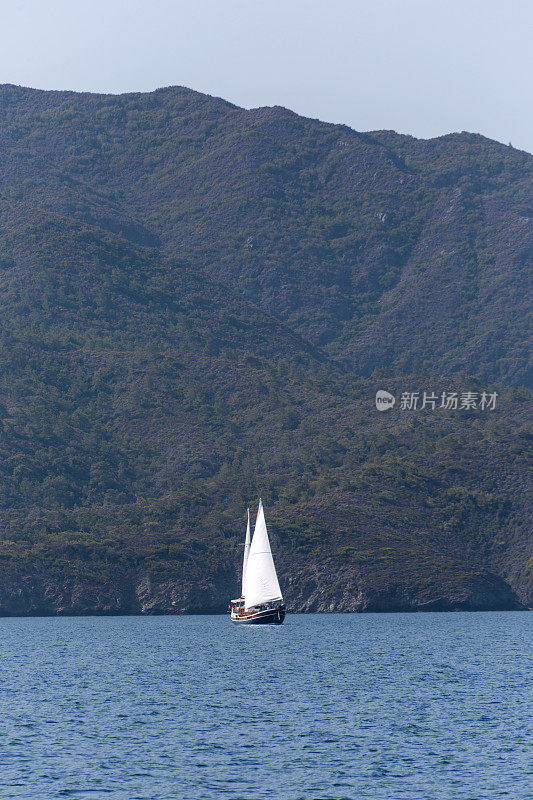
[243, 499, 283, 611]
[241, 508, 251, 596]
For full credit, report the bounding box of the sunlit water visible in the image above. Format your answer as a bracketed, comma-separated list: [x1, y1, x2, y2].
[0, 612, 531, 799]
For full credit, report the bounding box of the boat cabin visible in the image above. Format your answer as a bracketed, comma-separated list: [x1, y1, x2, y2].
[230, 598, 248, 616]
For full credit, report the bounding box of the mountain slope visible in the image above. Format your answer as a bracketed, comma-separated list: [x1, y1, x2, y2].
[2, 84, 530, 383]
[0, 84, 530, 614]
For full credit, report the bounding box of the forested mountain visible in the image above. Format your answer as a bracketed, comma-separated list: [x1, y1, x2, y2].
[0, 84, 531, 614]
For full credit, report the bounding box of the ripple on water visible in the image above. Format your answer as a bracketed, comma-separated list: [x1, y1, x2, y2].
[0, 612, 531, 800]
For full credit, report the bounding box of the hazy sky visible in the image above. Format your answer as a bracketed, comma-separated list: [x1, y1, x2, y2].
[2, 0, 532, 152]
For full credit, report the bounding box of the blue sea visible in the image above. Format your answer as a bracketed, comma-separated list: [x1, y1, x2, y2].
[0, 612, 531, 799]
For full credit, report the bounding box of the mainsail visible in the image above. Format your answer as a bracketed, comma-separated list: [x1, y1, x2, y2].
[241, 508, 251, 596]
[243, 499, 283, 610]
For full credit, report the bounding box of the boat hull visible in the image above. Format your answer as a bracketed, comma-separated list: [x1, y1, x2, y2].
[230, 604, 286, 625]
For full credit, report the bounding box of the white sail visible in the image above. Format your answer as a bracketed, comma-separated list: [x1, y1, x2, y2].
[244, 499, 283, 610]
[241, 508, 251, 596]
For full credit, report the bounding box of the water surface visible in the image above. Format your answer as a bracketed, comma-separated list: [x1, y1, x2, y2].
[0, 612, 531, 799]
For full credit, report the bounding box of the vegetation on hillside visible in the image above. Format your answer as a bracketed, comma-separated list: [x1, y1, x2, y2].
[0, 85, 530, 613]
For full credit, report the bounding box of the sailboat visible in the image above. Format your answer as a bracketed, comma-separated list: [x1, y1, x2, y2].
[229, 499, 286, 624]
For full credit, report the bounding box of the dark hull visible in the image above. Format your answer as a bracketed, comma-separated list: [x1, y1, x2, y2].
[231, 605, 286, 625]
